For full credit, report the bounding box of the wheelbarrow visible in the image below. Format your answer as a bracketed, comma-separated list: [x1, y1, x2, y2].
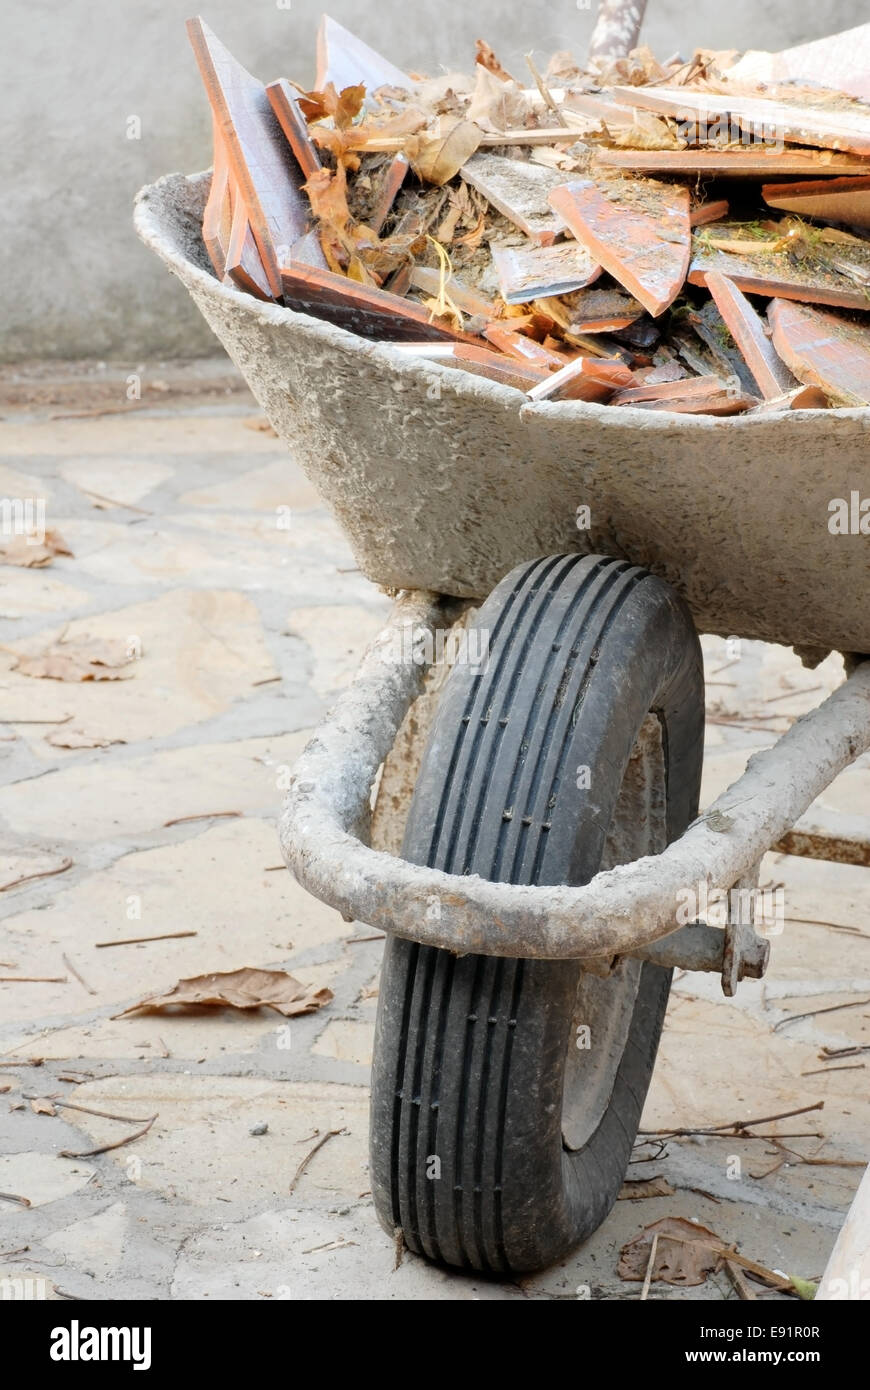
[136, 170, 870, 1276]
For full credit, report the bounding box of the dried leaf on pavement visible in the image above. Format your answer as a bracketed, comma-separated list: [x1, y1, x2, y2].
[617, 1175, 675, 1200]
[114, 967, 333, 1019]
[45, 728, 126, 749]
[15, 636, 138, 682]
[30, 1098, 57, 1116]
[0, 530, 73, 568]
[618, 1216, 725, 1286]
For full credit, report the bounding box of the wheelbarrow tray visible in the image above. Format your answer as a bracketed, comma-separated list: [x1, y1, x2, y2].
[136, 171, 870, 656]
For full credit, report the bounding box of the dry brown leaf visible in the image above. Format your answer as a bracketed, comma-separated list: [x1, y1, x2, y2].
[30, 1097, 57, 1116]
[545, 50, 584, 83]
[113, 967, 333, 1020]
[0, 530, 73, 568]
[592, 45, 668, 87]
[45, 728, 126, 749]
[618, 1217, 724, 1286]
[15, 636, 138, 683]
[304, 165, 356, 272]
[466, 67, 533, 133]
[603, 113, 686, 151]
[407, 119, 484, 186]
[299, 82, 367, 129]
[617, 1175, 676, 1200]
[311, 106, 427, 164]
[475, 39, 515, 84]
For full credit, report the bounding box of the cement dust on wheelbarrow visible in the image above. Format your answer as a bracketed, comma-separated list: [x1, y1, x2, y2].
[183, 13, 870, 412]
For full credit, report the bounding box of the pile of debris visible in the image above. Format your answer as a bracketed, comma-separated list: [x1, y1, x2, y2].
[187, 13, 870, 412]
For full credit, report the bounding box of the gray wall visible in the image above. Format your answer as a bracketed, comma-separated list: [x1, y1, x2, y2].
[2, 0, 865, 360]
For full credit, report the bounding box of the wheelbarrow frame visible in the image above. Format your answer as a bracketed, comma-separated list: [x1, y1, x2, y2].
[279, 591, 870, 993]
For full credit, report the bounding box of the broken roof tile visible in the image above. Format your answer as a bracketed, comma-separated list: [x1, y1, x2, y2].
[224, 192, 274, 302]
[491, 241, 601, 303]
[387, 342, 548, 390]
[748, 384, 830, 412]
[266, 79, 323, 181]
[451, 345, 550, 390]
[187, 18, 311, 297]
[482, 324, 566, 368]
[460, 153, 567, 245]
[315, 14, 411, 95]
[369, 154, 411, 234]
[548, 176, 691, 317]
[689, 199, 729, 229]
[689, 226, 870, 312]
[703, 271, 797, 399]
[610, 85, 870, 158]
[615, 381, 759, 414]
[767, 299, 870, 406]
[594, 147, 870, 177]
[762, 176, 870, 230]
[279, 261, 482, 344]
[555, 286, 645, 333]
[409, 265, 495, 319]
[202, 120, 233, 279]
[726, 23, 870, 104]
[526, 356, 634, 402]
[610, 374, 729, 405]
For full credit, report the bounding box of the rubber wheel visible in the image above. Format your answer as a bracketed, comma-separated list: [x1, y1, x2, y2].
[370, 554, 704, 1273]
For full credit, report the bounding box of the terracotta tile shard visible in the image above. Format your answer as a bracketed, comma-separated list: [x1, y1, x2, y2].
[526, 357, 634, 403]
[202, 121, 233, 279]
[409, 266, 495, 319]
[533, 298, 637, 360]
[452, 345, 550, 390]
[762, 176, 870, 231]
[690, 199, 729, 229]
[677, 302, 757, 394]
[369, 154, 410, 234]
[279, 262, 482, 344]
[553, 286, 645, 334]
[727, 23, 870, 104]
[594, 147, 870, 178]
[617, 383, 759, 415]
[491, 241, 601, 303]
[224, 191, 274, 301]
[187, 18, 311, 298]
[749, 385, 830, 412]
[482, 325, 566, 369]
[266, 79, 323, 181]
[548, 177, 691, 317]
[315, 14, 411, 95]
[703, 271, 797, 399]
[767, 299, 870, 406]
[610, 85, 870, 159]
[611, 374, 731, 405]
[563, 93, 643, 126]
[689, 230, 870, 312]
[459, 153, 567, 245]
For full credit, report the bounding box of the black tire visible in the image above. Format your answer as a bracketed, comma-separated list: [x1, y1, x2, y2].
[370, 554, 704, 1273]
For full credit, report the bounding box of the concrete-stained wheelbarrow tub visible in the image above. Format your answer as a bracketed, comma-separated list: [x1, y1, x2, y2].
[136, 170, 870, 1277]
